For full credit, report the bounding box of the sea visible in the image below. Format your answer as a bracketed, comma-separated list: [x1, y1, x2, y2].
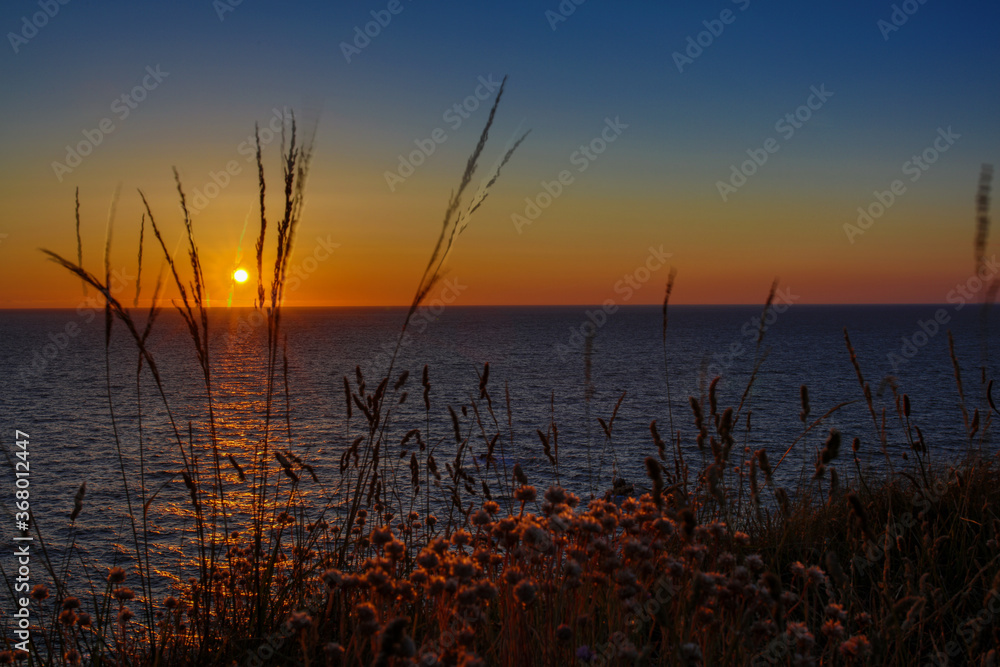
[0, 304, 997, 596]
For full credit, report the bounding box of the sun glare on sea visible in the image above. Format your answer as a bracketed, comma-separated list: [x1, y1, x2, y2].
[233, 268, 249, 283]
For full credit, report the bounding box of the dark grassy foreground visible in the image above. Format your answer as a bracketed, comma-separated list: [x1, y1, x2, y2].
[3, 85, 1000, 666]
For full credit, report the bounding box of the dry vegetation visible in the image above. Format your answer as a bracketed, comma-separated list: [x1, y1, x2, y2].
[3, 82, 1000, 666]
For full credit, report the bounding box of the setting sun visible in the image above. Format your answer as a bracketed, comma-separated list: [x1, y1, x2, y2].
[233, 268, 249, 283]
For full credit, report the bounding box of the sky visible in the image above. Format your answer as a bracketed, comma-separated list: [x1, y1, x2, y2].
[2, 0, 1000, 307]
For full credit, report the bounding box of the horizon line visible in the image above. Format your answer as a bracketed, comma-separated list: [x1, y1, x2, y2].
[1, 302, 996, 310]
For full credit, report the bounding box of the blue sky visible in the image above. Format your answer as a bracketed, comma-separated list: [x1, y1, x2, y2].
[2, 0, 1000, 305]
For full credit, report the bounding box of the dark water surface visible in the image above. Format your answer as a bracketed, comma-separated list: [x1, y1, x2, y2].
[1, 304, 997, 597]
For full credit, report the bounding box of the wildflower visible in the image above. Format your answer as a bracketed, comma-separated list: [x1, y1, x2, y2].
[108, 567, 126, 584]
[524, 525, 553, 552]
[0, 652, 11, 665]
[514, 485, 537, 503]
[417, 550, 439, 569]
[453, 558, 476, 579]
[680, 642, 702, 661]
[325, 643, 345, 665]
[682, 543, 708, 566]
[780, 592, 799, 606]
[385, 540, 405, 559]
[118, 607, 134, 624]
[786, 622, 815, 650]
[825, 603, 848, 621]
[115, 587, 135, 601]
[452, 530, 471, 547]
[792, 652, 815, 667]
[651, 517, 675, 537]
[556, 623, 572, 642]
[59, 609, 77, 626]
[377, 617, 416, 661]
[287, 611, 313, 632]
[476, 581, 499, 601]
[805, 566, 826, 585]
[61, 596, 80, 610]
[514, 579, 538, 605]
[838, 635, 871, 660]
[366, 569, 388, 588]
[30, 584, 48, 601]
[457, 587, 478, 605]
[355, 601, 379, 635]
[750, 619, 777, 639]
[821, 619, 846, 641]
[355, 601, 377, 623]
[473, 548, 491, 568]
[731, 566, 750, 584]
[371, 526, 393, 548]
[744, 554, 764, 572]
[323, 569, 344, 588]
[544, 486, 567, 504]
[77, 612, 92, 627]
[618, 640, 639, 660]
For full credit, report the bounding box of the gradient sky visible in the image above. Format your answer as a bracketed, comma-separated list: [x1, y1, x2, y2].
[2, 0, 1000, 307]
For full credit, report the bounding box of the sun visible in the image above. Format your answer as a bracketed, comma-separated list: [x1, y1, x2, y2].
[233, 268, 249, 283]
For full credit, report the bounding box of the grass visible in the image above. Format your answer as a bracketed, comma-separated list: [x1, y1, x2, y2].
[2, 87, 999, 666]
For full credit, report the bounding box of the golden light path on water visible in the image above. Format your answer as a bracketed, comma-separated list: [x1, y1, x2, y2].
[145, 313, 353, 591]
